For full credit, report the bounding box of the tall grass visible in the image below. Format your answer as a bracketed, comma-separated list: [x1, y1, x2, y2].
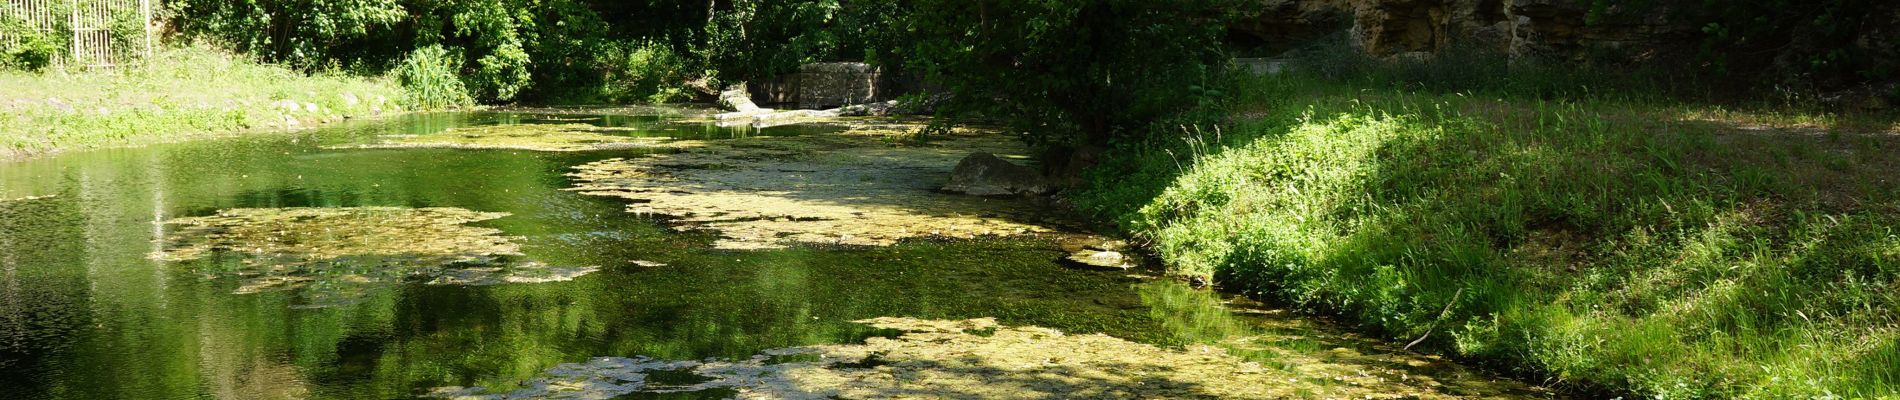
[0, 45, 408, 159]
[393, 45, 474, 110]
[1079, 54, 1900, 398]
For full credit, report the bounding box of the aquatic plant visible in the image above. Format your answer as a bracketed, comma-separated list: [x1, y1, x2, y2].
[428, 317, 1532, 399]
[343, 123, 688, 152]
[567, 129, 1060, 249]
[154, 207, 597, 307]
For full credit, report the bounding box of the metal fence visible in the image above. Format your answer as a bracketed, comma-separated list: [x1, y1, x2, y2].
[0, 0, 154, 68]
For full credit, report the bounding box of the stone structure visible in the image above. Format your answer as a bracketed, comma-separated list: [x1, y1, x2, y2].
[798, 62, 884, 109]
[1233, 0, 1690, 59]
[742, 62, 905, 109]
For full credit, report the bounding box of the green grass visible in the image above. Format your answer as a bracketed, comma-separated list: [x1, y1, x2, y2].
[0, 45, 409, 159]
[1078, 61, 1900, 398]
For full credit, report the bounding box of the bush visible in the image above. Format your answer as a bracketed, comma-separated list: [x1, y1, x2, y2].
[0, 15, 59, 71]
[899, 0, 1242, 159]
[600, 41, 694, 104]
[394, 45, 473, 109]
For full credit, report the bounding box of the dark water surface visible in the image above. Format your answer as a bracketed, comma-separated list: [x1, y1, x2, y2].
[0, 112, 1219, 399]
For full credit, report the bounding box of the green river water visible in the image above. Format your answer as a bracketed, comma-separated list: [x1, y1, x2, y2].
[0, 110, 1552, 399]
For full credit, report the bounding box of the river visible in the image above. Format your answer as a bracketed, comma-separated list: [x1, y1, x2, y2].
[0, 109, 1554, 399]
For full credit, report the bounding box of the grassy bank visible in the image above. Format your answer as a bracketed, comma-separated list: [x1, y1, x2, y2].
[1078, 63, 1900, 398]
[0, 46, 409, 159]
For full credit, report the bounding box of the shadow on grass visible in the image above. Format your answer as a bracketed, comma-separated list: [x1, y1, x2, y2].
[1080, 77, 1900, 398]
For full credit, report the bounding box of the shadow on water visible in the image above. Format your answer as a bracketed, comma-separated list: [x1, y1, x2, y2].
[0, 109, 1552, 399]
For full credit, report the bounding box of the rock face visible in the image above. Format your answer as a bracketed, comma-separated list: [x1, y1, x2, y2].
[1236, 0, 1690, 59]
[941, 152, 1053, 197]
[798, 62, 883, 109]
[1230, 0, 1355, 49]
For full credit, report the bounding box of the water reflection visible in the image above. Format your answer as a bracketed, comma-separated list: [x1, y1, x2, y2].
[0, 111, 1549, 399]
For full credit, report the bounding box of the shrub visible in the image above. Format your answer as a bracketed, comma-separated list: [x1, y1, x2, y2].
[601, 41, 694, 104]
[0, 14, 59, 71]
[394, 45, 473, 109]
[899, 0, 1242, 159]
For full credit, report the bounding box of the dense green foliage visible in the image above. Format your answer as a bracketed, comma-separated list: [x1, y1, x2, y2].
[1079, 55, 1900, 398]
[393, 45, 473, 109]
[1582, 0, 1900, 95]
[163, 0, 902, 104]
[0, 14, 58, 71]
[899, 0, 1239, 151]
[1693, 0, 1896, 84]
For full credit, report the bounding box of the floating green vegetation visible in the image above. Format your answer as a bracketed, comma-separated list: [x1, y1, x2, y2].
[342, 123, 696, 152]
[0, 195, 56, 203]
[428, 317, 1533, 399]
[567, 129, 1061, 249]
[154, 207, 597, 307]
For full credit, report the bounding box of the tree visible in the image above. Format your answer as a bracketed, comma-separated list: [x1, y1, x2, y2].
[899, 0, 1240, 169]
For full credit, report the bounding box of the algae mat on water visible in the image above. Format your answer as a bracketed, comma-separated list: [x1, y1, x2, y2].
[153, 207, 598, 307]
[339, 123, 692, 152]
[427, 317, 1526, 399]
[567, 128, 1060, 249]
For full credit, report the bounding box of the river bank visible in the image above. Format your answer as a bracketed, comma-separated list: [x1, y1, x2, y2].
[0, 46, 410, 161]
[0, 109, 1563, 399]
[1078, 70, 1900, 398]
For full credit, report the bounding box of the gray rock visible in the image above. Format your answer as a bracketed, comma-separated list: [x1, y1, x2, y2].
[837, 100, 899, 116]
[941, 153, 1052, 197]
[1065, 250, 1132, 270]
[718, 84, 762, 113]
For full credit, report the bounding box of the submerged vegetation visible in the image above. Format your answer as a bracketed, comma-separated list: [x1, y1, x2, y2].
[428, 316, 1540, 400]
[568, 125, 1061, 249]
[156, 207, 597, 307]
[343, 123, 685, 152]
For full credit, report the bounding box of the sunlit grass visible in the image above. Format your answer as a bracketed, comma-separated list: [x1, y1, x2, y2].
[0, 45, 408, 158]
[1079, 65, 1900, 398]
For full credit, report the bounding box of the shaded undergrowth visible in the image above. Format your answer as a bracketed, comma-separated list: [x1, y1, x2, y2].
[1078, 65, 1900, 398]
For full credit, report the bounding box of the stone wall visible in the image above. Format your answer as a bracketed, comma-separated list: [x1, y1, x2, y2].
[743, 62, 892, 109]
[798, 62, 883, 109]
[1235, 0, 1691, 60]
[748, 75, 800, 105]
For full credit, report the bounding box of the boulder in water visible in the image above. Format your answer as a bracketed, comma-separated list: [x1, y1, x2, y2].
[941, 152, 1052, 197]
[1065, 250, 1133, 270]
[718, 84, 762, 113]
